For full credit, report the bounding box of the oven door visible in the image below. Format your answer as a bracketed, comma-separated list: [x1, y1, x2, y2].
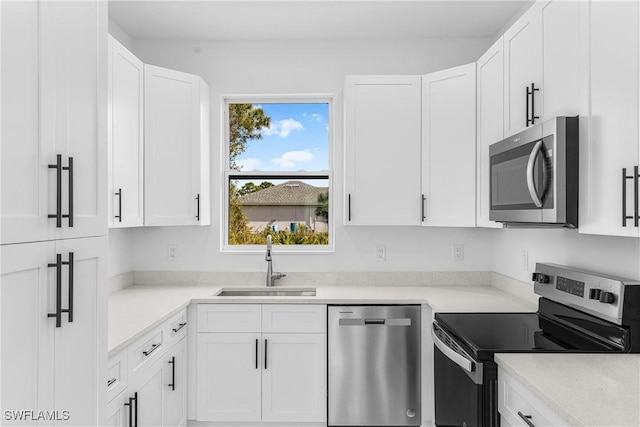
[432, 323, 496, 427]
[489, 130, 555, 224]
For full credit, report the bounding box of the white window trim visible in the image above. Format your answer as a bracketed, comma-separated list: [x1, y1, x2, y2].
[220, 94, 335, 254]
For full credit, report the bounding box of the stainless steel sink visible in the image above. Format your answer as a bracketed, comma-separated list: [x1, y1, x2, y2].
[215, 287, 316, 297]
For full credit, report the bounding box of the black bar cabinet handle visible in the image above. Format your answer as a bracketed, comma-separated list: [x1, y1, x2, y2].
[421, 194, 426, 221]
[635, 165, 639, 227]
[196, 194, 200, 221]
[142, 343, 161, 356]
[63, 157, 73, 227]
[526, 86, 531, 126]
[133, 392, 138, 427]
[172, 322, 187, 333]
[264, 339, 268, 370]
[255, 339, 259, 369]
[107, 378, 117, 387]
[517, 411, 536, 427]
[48, 154, 63, 227]
[115, 188, 122, 222]
[530, 83, 540, 125]
[168, 356, 175, 391]
[348, 194, 351, 222]
[623, 168, 635, 226]
[47, 254, 63, 327]
[61, 252, 74, 323]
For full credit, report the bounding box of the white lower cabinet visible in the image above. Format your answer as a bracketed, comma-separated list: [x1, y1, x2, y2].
[196, 304, 327, 424]
[498, 367, 569, 427]
[107, 310, 187, 427]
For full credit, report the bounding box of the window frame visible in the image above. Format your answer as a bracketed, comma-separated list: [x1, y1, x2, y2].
[220, 94, 335, 253]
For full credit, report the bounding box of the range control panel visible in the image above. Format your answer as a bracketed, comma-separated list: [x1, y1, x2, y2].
[532, 263, 640, 325]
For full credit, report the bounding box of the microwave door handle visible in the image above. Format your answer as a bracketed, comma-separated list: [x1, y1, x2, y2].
[526, 140, 544, 208]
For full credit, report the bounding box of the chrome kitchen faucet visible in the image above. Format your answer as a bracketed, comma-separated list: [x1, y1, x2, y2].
[265, 234, 285, 287]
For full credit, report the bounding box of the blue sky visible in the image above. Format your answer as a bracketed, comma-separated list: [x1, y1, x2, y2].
[235, 103, 329, 172]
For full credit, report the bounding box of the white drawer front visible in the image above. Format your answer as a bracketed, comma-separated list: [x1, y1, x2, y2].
[499, 368, 569, 427]
[107, 350, 128, 402]
[128, 327, 165, 376]
[165, 308, 188, 348]
[197, 304, 261, 333]
[262, 304, 326, 333]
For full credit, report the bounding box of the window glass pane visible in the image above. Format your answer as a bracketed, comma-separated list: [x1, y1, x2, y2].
[229, 178, 329, 245]
[227, 100, 331, 247]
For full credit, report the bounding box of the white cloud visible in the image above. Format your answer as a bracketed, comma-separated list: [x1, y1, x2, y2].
[303, 113, 324, 122]
[271, 150, 314, 169]
[262, 118, 304, 138]
[236, 158, 263, 171]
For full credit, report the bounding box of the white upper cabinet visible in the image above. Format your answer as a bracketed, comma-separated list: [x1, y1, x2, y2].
[421, 63, 477, 227]
[503, 3, 542, 136]
[1, 0, 107, 244]
[578, 0, 640, 237]
[144, 64, 211, 226]
[476, 37, 504, 228]
[503, 0, 580, 137]
[344, 75, 422, 226]
[108, 35, 144, 228]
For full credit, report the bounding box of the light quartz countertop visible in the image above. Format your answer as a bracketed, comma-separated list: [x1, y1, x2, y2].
[108, 283, 537, 355]
[495, 353, 640, 427]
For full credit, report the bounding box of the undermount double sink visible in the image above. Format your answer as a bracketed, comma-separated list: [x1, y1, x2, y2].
[215, 287, 317, 297]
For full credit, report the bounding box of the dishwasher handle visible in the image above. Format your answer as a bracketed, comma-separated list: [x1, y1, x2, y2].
[339, 318, 412, 326]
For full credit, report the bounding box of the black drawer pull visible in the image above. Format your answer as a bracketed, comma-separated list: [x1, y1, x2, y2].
[142, 343, 160, 356]
[107, 378, 117, 387]
[517, 411, 536, 427]
[167, 356, 175, 391]
[172, 322, 187, 333]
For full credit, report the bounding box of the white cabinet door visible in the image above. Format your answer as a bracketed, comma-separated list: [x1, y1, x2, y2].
[476, 37, 504, 228]
[0, 1, 54, 244]
[196, 333, 262, 421]
[144, 65, 210, 226]
[262, 334, 326, 423]
[131, 363, 164, 427]
[108, 35, 144, 228]
[0, 237, 106, 426]
[344, 75, 422, 225]
[40, 0, 107, 240]
[53, 236, 106, 426]
[421, 63, 477, 227]
[106, 392, 129, 427]
[0, 241, 55, 425]
[163, 337, 187, 427]
[578, 0, 640, 237]
[503, 3, 542, 136]
[540, 0, 580, 120]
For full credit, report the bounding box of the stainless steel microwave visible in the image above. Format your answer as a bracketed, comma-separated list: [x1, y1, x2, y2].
[489, 116, 579, 228]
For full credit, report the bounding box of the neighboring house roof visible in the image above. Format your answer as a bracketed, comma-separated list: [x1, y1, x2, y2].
[238, 181, 328, 206]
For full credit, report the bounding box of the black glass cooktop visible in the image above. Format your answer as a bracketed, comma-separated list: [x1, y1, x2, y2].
[434, 300, 626, 361]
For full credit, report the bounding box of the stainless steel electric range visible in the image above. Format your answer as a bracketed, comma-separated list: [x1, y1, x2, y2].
[432, 263, 640, 427]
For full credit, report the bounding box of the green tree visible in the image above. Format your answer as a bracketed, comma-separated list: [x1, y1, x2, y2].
[238, 181, 274, 196]
[229, 104, 271, 171]
[315, 191, 329, 220]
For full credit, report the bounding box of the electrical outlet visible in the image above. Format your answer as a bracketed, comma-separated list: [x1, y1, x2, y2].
[376, 244, 386, 262]
[521, 251, 528, 271]
[453, 244, 464, 262]
[168, 244, 178, 262]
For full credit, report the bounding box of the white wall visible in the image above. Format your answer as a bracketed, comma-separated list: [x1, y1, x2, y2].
[108, 228, 134, 276]
[108, 19, 134, 52]
[121, 37, 495, 273]
[492, 229, 640, 282]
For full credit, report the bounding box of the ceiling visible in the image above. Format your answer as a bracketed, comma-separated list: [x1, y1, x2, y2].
[108, 0, 532, 41]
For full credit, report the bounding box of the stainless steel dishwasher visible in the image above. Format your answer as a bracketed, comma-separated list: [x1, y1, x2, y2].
[328, 305, 421, 426]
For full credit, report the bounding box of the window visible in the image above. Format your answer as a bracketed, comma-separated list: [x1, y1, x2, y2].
[223, 96, 332, 251]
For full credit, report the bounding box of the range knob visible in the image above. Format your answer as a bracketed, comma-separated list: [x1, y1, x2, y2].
[532, 273, 551, 284]
[599, 291, 616, 304]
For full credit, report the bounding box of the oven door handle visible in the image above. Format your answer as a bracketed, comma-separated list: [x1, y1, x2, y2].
[431, 327, 474, 373]
[526, 140, 544, 208]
